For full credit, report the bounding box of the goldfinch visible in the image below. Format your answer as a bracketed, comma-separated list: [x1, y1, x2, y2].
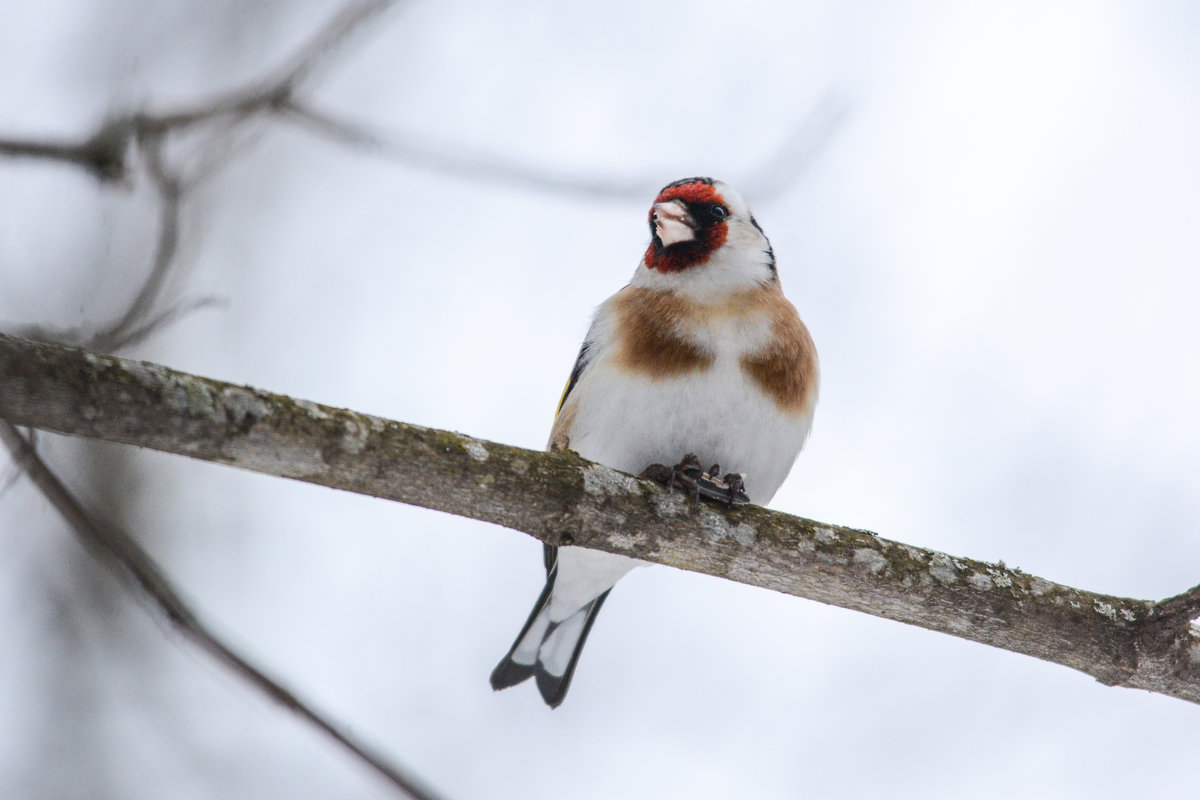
[490, 177, 818, 707]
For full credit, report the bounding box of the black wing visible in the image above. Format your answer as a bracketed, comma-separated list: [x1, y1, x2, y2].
[555, 339, 592, 416]
[544, 338, 592, 574]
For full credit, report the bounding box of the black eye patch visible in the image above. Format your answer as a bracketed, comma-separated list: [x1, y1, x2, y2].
[691, 202, 730, 226]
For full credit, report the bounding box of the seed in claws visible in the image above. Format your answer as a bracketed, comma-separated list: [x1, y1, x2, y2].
[640, 453, 751, 506]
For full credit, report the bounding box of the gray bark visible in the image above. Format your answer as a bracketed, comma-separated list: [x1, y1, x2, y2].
[3, 331, 1199, 705]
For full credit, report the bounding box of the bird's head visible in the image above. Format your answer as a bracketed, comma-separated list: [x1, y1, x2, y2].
[640, 177, 776, 297]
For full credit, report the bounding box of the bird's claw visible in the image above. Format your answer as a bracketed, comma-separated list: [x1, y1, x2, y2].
[640, 453, 750, 507]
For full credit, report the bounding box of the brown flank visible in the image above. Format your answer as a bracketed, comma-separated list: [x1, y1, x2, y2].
[740, 294, 818, 415]
[614, 287, 716, 377]
[611, 284, 817, 415]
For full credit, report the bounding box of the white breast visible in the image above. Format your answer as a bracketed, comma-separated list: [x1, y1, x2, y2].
[565, 310, 813, 506]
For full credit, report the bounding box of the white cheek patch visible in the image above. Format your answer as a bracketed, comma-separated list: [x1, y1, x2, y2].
[655, 216, 696, 247]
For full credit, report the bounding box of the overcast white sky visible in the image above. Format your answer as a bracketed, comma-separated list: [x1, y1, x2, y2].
[3, 1, 1200, 798]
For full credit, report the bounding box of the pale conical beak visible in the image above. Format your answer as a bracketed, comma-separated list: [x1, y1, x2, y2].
[652, 201, 696, 246]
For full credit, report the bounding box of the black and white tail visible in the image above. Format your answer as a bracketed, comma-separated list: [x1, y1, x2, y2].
[490, 560, 611, 709]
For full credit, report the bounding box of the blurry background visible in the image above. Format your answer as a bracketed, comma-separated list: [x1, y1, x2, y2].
[3, 1, 1200, 797]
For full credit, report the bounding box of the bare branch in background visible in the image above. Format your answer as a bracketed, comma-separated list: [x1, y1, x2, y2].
[0, 419, 444, 800]
[0, 1, 402, 182]
[100, 296, 230, 351]
[3, 136, 213, 351]
[280, 93, 849, 203]
[0, 3, 445, 797]
[739, 92, 850, 203]
[0, 428, 35, 496]
[2, 0, 845, 213]
[281, 100, 659, 199]
[4, 332, 1199, 707]
[0, 0, 407, 350]
[0, 117, 132, 181]
[85, 134, 185, 351]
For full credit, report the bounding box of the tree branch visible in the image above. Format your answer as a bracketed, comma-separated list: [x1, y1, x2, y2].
[0, 117, 132, 180]
[0, 421, 442, 799]
[0, 1, 402, 182]
[3, 331, 1198, 705]
[279, 100, 661, 200]
[2, 1, 404, 353]
[278, 92, 848, 203]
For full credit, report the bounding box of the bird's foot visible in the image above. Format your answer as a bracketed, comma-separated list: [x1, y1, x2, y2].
[640, 453, 750, 508]
[640, 453, 702, 508]
[709, 465, 748, 505]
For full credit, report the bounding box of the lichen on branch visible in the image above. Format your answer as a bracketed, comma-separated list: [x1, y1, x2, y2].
[1, 330, 1198, 705]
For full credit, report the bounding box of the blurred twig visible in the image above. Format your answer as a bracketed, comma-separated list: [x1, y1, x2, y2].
[0, 118, 131, 181]
[0, 428, 34, 496]
[0, 421, 443, 800]
[281, 100, 658, 199]
[280, 92, 849, 203]
[1, 0, 405, 350]
[0, 3, 446, 798]
[738, 92, 850, 203]
[2, 0, 845, 212]
[86, 132, 186, 351]
[0, 1, 399, 184]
